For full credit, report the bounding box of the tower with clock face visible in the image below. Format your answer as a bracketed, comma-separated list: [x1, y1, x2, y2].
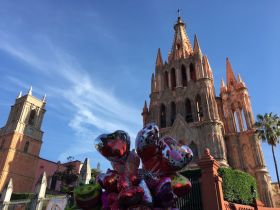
[0, 87, 46, 192]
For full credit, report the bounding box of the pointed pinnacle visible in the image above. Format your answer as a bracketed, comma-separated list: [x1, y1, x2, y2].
[144, 100, 148, 109]
[156, 48, 163, 67]
[17, 91, 22, 99]
[226, 57, 236, 85]
[221, 79, 225, 88]
[238, 74, 242, 82]
[143, 100, 149, 113]
[28, 86, 33, 95]
[42, 94, 47, 102]
[193, 34, 202, 55]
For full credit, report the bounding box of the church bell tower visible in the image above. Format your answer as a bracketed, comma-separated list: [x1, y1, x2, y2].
[142, 15, 228, 166]
[0, 87, 46, 192]
[220, 59, 274, 206]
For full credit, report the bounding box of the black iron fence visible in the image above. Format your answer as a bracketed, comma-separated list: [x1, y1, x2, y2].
[175, 169, 203, 210]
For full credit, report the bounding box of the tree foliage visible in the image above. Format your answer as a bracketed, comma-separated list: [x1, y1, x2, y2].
[255, 112, 280, 187]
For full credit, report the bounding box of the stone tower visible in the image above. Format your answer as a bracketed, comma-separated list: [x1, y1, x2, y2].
[142, 16, 274, 207]
[220, 58, 274, 206]
[142, 16, 228, 166]
[0, 87, 46, 192]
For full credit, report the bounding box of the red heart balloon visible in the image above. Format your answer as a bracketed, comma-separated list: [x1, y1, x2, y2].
[97, 170, 119, 193]
[125, 149, 140, 175]
[118, 186, 144, 207]
[117, 174, 132, 192]
[95, 130, 130, 163]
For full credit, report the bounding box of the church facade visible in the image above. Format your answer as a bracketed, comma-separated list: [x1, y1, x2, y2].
[142, 16, 275, 207]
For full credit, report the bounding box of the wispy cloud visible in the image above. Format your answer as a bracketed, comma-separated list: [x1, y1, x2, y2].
[0, 32, 141, 162]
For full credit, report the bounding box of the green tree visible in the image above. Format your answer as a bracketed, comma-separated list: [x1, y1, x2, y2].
[255, 113, 280, 188]
[55, 156, 79, 194]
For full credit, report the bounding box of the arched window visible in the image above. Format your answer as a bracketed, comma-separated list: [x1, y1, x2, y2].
[234, 111, 240, 132]
[241, 109, 248, 130]
[189, 141, 198, 160]
[164, 71, 169, 89]
[0, 139, 5, 150]
[28, 109, 36, 126]
[196, 95, 203, 121]
[24, 141, 30, 153]
[160, 104, 166, 128]
[171, 68, 176, 90]
[190, 63, 196, 81]
[185, 98, 193, 123]
[170, 102, 176, 126]
[181, 65, 187, 87]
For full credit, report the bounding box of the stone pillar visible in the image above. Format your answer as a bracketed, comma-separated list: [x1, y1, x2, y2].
[78, 158, 91, 185]
[0, 178, 13, 210]
[31, 172, 47, 210]
[197, 148, 226, 210]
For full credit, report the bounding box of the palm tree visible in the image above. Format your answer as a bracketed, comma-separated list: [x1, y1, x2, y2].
[255, 113, 280, 188]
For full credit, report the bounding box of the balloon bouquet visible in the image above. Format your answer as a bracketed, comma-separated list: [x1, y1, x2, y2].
[74, 123, 193, 210]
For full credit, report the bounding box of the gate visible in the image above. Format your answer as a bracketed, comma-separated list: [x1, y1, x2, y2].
[175, 169, 203, 210]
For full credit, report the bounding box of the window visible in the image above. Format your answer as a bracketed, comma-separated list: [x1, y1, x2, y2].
[160, 104, 166, 128]
[196, 95, 203, 121]
[164, 71, 169, 89]
[24, 141, 30, 153]
[170, 102, 176, 126]
[234, 111, 240, 132]
[181, 65, 187, 87]
[185, 98, 193, 123]
[28, 109, 36, 126]
[190, 63, 196, 81]
[241, 109, 248, 130]
[171, 68, 176, 90]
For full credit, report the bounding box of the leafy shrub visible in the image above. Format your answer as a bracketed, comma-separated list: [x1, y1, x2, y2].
[218, 167, 258, 205]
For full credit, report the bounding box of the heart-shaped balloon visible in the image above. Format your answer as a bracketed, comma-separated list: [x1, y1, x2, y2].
[125, 149, 140, 175]
[135, 123, 159, 163]
[117, 174, 132, 192]
[118, 186, 144, 207]
[95, 130, 130, 162]
[153, 177, 176, 208]
[101, 192, 118, 210]
[158, 136, 193, 173]
[171, 173, 192, 197]
[97, 169, 119, 193]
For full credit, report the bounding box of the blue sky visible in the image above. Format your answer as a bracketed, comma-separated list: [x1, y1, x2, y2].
[0, 1, 279, 181]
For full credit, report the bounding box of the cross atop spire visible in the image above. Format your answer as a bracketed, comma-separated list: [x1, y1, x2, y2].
[177, 8, 182, 17]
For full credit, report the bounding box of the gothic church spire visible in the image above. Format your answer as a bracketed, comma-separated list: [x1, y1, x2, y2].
[169, 16, 193, 61]
[226, 57, 236, 86]
[156, 48, 163, 67]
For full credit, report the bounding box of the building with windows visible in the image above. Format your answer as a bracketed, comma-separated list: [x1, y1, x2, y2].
[142, 16, 275, 207]
[0, 88, 82, 193]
